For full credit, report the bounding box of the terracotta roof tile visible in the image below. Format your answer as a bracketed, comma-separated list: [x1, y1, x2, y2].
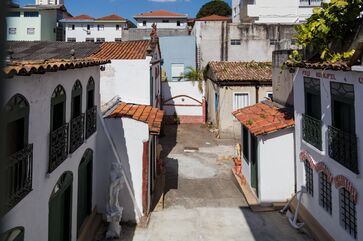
[196, 15, 230, 21]
[97, 14, 125, 20]
[3, 58, 110, 78]
[107, 102, 164, 135]
[284, 60, 351, 71]
[207, 61, 272, 82]
[135, 10, 186, 18]
[66, 14, 94, 20]
[232, 101, 294, 136]
[90, 41, 151, 59]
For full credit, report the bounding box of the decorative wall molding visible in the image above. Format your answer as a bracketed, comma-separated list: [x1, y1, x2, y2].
[299, 150, 317, 170]
[315, 162, 334, 183]
[334, 175, 358, 204]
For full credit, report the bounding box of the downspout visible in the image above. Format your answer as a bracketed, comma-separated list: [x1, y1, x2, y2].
[98, 113, 143, 219]
[221, 22, 225, 61]
[255, 85, 259, 103]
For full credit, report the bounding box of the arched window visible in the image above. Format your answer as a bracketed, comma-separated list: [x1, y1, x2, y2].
[49, 85, 68, 173]
[0, 227, 25, 241]
[339, 187, 357, 239]
[70, 80, 84, 154]
[318, 172, 332, 214]
[2, 94, 32, 214]
[304, 160, 313, 196]
[85, 77, 96, 139]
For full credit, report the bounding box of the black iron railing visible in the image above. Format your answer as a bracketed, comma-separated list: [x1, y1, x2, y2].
[49, 123, 69, 173]
[69, 114, 85, 154]
[328, 126, 358, 174]
[85, 106, 97, 139]
[1, 144, 33, 214]
[302, 114, 322, 150]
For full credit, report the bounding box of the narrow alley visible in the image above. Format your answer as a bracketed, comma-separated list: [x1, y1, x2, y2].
[116, 124, 313, 241]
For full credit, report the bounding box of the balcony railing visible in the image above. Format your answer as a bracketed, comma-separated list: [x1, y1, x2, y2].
[85, 106, 97, 139]
[300, 0, 322, 6]
[49, 123, 69, 173]
[302, 114, 322, 150]
[1, 144, 33, 214]
[69, 114, 85, 154]
[328, 126, 358, 174]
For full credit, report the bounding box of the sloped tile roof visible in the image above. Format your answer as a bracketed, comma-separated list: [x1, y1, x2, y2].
[285, 60, 351, 71]
[232, 101, 294, 136]
[90, 41, 151, 60]
[3, 58, 110, 78]
[66, 14, 94, 20]
[107, 102, 164, 135]
[207, 61, 272, 82]
[196, 15, 230, 21]
[97, 14, 125, 20]
[135, 10, 186, 18]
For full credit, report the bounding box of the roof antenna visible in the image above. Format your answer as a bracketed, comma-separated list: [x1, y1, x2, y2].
[70, 49, 75, 60]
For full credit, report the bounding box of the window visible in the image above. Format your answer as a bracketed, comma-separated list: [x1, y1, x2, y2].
[266, 92, 273, 99]
[97, 25, 104, 31]
[114, 38, 122, 42]
[270, 39, 279, 45]
[70, 80, 84, 153]
[2, 95, 32, 214]
[319, 172, 332, 214]
[339, 188, 357, 239]
[329, 82, 357, 173]
[233, 93, 249, 111]
[171, 63, 184, 81]
[67, 38, 76, 42]
[72, 24, 75, 30]
[7, 11, 20, 17]
[303, 77, 322, 150]
[8, 28, 16, 35]
[214, 93, 219, 113]
[300, 0, 322, 7]
[231, 39, 241, 45]
[242, 126, 249, 163]
[27, 28, 35, 35]
[87, 24, 93, 31]
[86, 38, 94, 42]
[143, 21, 146, 26]
[24, 11, 39, 17]
[96, 38, 105, 43]
[162, 20, 169, 23]
[304, 160, 313, 196]
[86, 77, 97, 139]
[177, 21, 181, 26]
[116, 24, 120, 30]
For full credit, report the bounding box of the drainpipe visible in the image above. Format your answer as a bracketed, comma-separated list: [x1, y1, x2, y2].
[255, 85, 259, 103]
[98, 113, 143, 219]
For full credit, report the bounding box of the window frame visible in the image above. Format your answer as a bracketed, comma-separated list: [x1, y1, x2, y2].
[233, 92, 249, 111]
[24, 11, 39, 17]
[97, 25, 104, 31]
[319, 172, 332, 214]
[339, 188, 357, 239]
[8, 28, 16, 35]
[50, 85, 66, 132]
[71, 80, 83, 119]
[304, 160, 314, 196]
[171, 63, 185, 81]
[27, 28, 35, 35]
[231, 39, 241, 45]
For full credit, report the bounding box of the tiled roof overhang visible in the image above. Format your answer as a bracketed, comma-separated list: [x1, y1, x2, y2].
[3, 58, 110, 78]
[134, 10, 187, 18]
[232, 101, 294, 136]
[284, 60, 351, 71]
[90, 41, 151, 60]
[106, 102, 164, 135]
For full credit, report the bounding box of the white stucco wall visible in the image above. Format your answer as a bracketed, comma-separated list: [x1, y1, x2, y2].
[258, 128, 295, 202]
[102, 117, 149, 222]
[1, 66, 101, 241]
[63, 21, 127, 42]
[100, 59, 152, 105]
[135, 18, 187, 29]
[161, 81, 204, 116]
[294, 68, 363, 241]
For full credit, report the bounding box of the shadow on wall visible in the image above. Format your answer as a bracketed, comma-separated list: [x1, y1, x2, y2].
[95, 117, 137, 240]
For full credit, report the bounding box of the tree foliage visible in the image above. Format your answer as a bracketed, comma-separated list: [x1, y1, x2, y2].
[290, 0, 363, 63]
[196, 0, 232, 19]
[179, 67, 204, 93]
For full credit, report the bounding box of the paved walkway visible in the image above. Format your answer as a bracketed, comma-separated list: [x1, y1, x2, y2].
[118, 124, 313, 241]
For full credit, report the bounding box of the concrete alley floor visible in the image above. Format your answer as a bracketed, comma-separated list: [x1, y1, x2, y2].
[118, 124, 313, 241]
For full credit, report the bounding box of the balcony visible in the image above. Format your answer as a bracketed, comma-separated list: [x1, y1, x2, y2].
[69, 114, 85, 154]
[1, 144, 33, 214]
[328, 126, 358, 174]
[85, 106, 97, 139]
[300, 0, 322, 7]
[302, 114, 322, 150]
[49, 123, 69, 173]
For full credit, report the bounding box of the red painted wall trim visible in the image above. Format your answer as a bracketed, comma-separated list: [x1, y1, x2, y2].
[163, 95, 203, 105]
[142, 141, 149, 215]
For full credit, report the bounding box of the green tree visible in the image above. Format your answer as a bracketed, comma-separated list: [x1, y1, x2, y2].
[179, 67, 204, 93]
[196, 0, 231, 19]
[290, 0, 363, 63]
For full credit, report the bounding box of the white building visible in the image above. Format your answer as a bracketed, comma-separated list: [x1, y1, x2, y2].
[134, 10, 188, 29]
[0, 43, 109, 241]
[36, 0, 63, 5]
[60, 14, 128, 42]
[233, 0, 329, 24]
[287, 57, 363, 241]
[91, 32, 161, 107]
[6, 3, 70, 41]
[233, 101, 295, 203]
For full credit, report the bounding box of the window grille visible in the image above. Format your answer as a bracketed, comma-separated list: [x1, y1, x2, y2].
[24, 11, 39, 17]
[340, 188, 357, 239]
[319, 172, 332, 214]
[231, 39, 241, 45]
[304, 160, 313, 196]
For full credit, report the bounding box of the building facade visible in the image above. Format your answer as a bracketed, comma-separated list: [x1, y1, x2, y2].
[6, 4, 70, 41]
[60, 14, 128, 42]
[134, 10, 188, 29]
[290, 63, 363, 241]
[0, 56, 108, 241]
[233, 0, 329, 24]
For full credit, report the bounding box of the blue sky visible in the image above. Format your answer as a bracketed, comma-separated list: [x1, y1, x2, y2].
[16, 0, 232, 23]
